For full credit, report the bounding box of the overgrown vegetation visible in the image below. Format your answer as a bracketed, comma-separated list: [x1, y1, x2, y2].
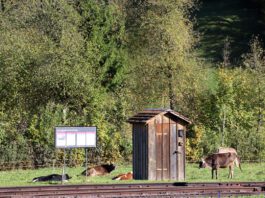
[0, 0, 265, 168]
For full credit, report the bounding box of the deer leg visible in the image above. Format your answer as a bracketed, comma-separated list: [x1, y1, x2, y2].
[212, 168, 214, 179]
[228, 165, 234, 179]
[231, 165, 234, 179]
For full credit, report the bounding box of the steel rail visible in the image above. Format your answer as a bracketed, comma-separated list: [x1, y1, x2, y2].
[0, 182, 264, 197]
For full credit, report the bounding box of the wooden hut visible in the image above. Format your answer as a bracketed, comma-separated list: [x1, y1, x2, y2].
[128, 109, 191, 181]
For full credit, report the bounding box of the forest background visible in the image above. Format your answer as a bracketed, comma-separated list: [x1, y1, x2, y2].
[0, 0, 265, 168]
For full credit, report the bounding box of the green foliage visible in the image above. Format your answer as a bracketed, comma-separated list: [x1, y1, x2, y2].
[27, 103, 66, 166]
[80, 0, 127, 91]
[125, 0, 203, 112]
[0, 0, 130, 167]
[186, 125, 204, 161]
[0, 110, 30, 163]
[198, 65, 265, 160]
[1, 0, 265, 168]
[241, 38, 265, 160]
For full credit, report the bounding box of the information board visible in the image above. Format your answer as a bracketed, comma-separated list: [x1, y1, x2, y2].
[55, 127, 97, 148]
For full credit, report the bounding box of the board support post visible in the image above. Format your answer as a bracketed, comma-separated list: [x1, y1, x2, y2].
[85, 148, 88, 180]
[62, 147, 66, 184]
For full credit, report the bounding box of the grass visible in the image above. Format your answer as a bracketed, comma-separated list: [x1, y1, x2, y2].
[194, 0, 265, 63]
[186, 162, 265, 182]
[0, 162, 264, 187]
[0, 164, 132, 186]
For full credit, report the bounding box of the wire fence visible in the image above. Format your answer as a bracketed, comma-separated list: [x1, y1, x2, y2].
[186, 159, 265, 164]
[0, 159, 265, 171]
[0, 159, 84, 171]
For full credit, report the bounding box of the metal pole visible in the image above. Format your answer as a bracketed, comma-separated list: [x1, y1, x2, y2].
[85, 148, 88, 180]
[62, 147, 66, 184]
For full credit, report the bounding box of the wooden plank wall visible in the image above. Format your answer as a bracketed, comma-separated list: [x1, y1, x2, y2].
[170, 121, 177, 180]
[132, 114, 187, 181]
[133, 123, 148, 180]
[148, 120, 156, 180]
[177, 124, 185, 180]
[162, 116, 170, 180]
[183, 126, 186, 180]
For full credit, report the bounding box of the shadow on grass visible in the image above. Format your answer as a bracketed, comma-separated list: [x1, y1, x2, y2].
[194, 0, 265, 64]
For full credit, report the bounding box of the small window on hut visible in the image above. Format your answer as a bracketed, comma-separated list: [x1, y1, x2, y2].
[178, 130, 184, 137]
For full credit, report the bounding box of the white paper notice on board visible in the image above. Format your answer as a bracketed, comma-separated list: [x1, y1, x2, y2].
[86, 132, 96, 146]
[66, 133, 76, 146]
[55, 127, 97, 148]
[76, 133, 86, 146]
[57, 132, 66, 147]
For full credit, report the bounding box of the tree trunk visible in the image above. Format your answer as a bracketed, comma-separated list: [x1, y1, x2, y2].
[221, 106, 226, 146]
[0, 0, 5, 12]
[168, 64, 176, 110]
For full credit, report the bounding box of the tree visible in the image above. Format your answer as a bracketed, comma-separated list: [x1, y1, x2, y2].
[125, 0, 201, 113]
[242, 37, 265, 159]
[79, 0, 128, 92]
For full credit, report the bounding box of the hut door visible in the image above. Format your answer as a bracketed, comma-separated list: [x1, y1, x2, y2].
[177, 129, 185, 180]
[156, 123, 170, 180]
[170, 124, 185, 181]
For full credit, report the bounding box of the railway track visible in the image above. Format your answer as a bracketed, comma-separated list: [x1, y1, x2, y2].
[0, 182, 265, 197]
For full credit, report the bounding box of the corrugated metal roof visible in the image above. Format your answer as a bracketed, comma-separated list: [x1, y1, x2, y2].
[128, 109, 191, 124]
